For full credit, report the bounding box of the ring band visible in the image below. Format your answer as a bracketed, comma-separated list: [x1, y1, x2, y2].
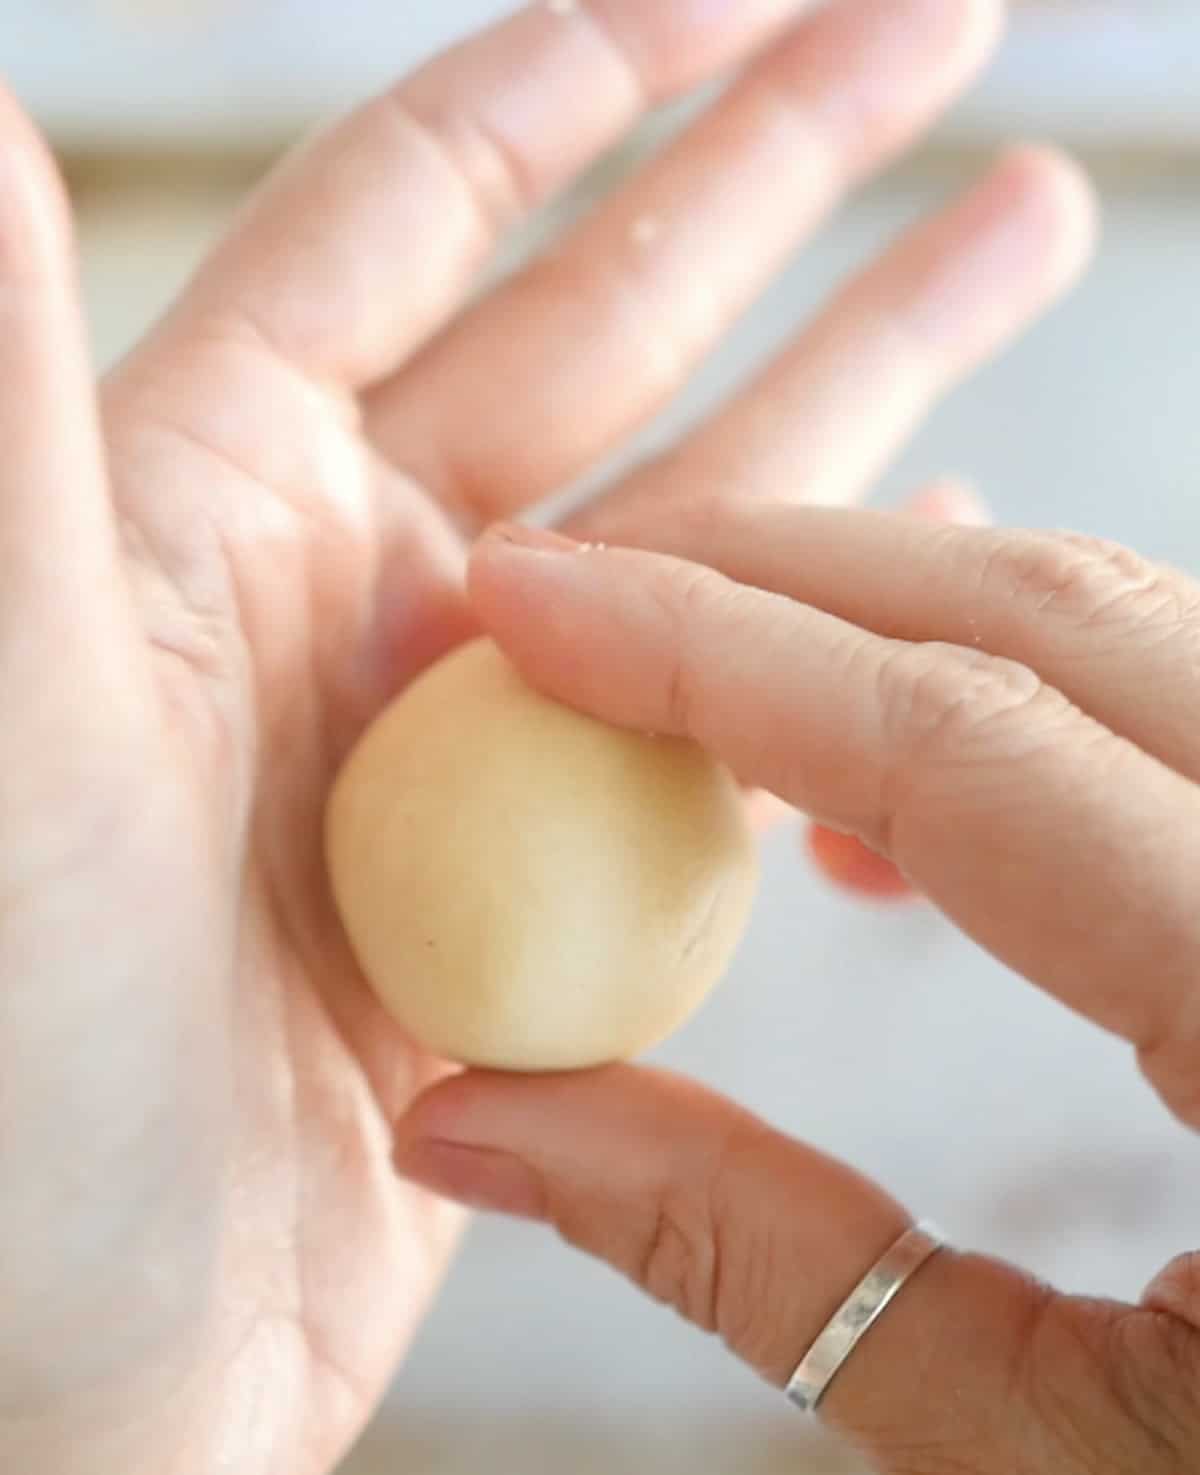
[785, 1220, 947, 1415]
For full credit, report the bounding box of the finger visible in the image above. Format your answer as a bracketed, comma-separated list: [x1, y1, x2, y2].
[470, 528, 1200, 1127]
[1143, 1253, 1200, 1333]
[901, 473, 992, 528]
[804, 477, 991, 901]
[575, 145, 1094, 537]
[0, 90, 131, 680]
[584, 500, 1200, 788]
[369, 0, 1003, 520]
[805, 820, 920, 902]
[395, 1067, 1188, 1473]
[172, 0, 808, 390]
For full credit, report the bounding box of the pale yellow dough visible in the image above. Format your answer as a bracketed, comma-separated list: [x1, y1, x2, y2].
[325, 638, 759, 1072]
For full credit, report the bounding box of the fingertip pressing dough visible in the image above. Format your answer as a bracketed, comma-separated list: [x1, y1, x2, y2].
[326, 638, 759, 1072]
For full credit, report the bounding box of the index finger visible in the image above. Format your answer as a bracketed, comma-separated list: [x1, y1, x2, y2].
[174, 0, 807, 389]
[470, 526, 1200, 1126]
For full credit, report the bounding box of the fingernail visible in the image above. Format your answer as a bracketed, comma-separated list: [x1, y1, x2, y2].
[396, 1138, 547, 1220]
[485, 523, 583, 556]
[905, 147, 1092, 351]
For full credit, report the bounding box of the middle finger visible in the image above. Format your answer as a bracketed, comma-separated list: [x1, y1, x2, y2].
[367, 0, 1001, 524]
[579, 145, 1094, 531]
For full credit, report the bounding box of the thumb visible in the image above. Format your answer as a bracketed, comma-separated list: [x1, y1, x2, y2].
[395, 1067, 1187, 1473]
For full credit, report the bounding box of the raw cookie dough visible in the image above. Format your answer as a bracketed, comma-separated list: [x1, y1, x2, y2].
[326, 637, 759, 1071]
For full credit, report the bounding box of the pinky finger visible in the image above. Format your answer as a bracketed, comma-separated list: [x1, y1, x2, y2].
[804, 822, 918, 902]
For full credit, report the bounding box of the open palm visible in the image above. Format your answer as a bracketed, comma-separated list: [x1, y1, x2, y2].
[0, 2, 1094, 1472]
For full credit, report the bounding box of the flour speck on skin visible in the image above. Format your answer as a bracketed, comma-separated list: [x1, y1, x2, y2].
[631, 215, 662, 248]
[546, 0, 579, 16]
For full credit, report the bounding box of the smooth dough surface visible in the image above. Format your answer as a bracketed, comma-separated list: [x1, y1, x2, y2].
[326, 638, 759, 1071]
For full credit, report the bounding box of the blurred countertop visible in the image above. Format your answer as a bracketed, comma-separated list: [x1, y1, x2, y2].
[7, 2, 1200, 156]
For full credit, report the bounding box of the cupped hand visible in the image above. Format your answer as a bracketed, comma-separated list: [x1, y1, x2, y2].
[0, 1, 1087, 1470]
[398, 506, 1200, 1474]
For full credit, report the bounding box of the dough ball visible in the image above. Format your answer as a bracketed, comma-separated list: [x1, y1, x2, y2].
[325, 638, 759, 1072]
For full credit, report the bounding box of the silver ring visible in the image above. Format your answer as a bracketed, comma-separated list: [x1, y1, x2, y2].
[785, 1220, 947, 1416]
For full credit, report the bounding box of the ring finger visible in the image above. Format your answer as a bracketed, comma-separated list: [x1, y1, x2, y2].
[395, 1064, 1189, 1475]
[575, 145, 1094, 537]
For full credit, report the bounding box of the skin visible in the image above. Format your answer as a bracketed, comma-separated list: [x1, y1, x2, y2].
[0, 0, 1145, 1469]
[802, 478, 995, 901]
[400, 512, 1200, 1473]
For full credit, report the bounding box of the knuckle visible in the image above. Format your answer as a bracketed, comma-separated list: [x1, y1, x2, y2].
[627, 1118, 786, 1375]
[1107, 1306, 1200, 1472]
[875, 641, 1058, 768]
[669, 487, 741, 554]
[636, 1190, 719, 1332]
[652, 561, 738, 735]
[868, 641, 1074, 855]
[708, 1143, 788, 1376]
[980, 532, 1194, 641]
[523, 243, 699, 405]
[1019, 1296, 1200, 1475]
[383, 87, 531, 237]
[1024, 1301, 1131, 1473]
[630, 1125, 736, 1336]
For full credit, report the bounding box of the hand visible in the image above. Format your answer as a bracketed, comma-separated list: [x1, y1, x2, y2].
[0, 0, 1084, 1469]
[396, 507, 1200, 1474]
[805, 481, 995, 901]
